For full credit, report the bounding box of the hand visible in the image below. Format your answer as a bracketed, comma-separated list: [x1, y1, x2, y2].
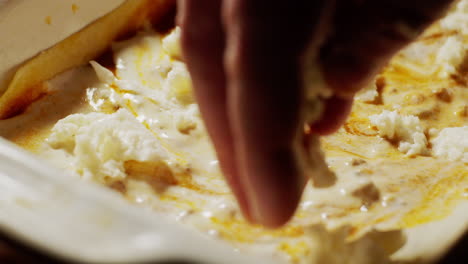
[177, 0, 454, 228]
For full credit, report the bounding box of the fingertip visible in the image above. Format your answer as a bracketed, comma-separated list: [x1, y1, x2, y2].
[250, 184, 304, 229]
[239, 147, 307, 228]
[256, 205, 299, 229]
[219, 161, 254, 223]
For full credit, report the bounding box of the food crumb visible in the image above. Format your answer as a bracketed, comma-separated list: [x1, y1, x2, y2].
[351, 158, 367, 166]
[72, 4, 79, 14]
[352, 182, 381, 206]
[434, 88, 453, 103]
[45, 16, 52, 25]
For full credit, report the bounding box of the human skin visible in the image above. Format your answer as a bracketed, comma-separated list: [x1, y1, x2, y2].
[177, 0, 455, 228]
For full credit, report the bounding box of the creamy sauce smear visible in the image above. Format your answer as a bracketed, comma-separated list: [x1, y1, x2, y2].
[1, 3, 468, 263]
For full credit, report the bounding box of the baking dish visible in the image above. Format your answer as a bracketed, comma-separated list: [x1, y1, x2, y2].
[0, 0, 467, 263]
[0, 137, 273, 263]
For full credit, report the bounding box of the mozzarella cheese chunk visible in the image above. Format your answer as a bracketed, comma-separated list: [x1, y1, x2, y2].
[440, 0, 468, 33]
[436, 36, 466, 78]
[162, 26, 182, 58]
[356, 82, 378, 102]
[165, 61, 195, 105]
[47, 109, 168, 183]
[369, 111, 428, 156]
[431, 126, 468, 162]
[48, 27, 211, 186]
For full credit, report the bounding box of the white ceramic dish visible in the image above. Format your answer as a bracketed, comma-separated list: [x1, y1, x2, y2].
[0, 0, 125, 91]
[0, 137, 273, 263]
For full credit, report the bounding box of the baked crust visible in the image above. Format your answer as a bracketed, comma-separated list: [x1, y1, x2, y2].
[0, 0, 175, 119]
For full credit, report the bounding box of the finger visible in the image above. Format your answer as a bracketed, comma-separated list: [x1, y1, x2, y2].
[223, 0, 328, 227]
[310, 96, 353, 135]
[319, 0, 455, 97]
[177, 0, 252, 220]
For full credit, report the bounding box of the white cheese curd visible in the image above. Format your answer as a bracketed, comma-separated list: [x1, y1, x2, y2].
[111, 29, 219, 178]
[86, 86, 124, 112]
[355, 82, 378, 102]
[431, 126, 468, 162]
[47, 109, 169, 183]
[440, 0, 468, 33]
[90, 61, 117, 85]
[162, 27, 182, 58]
[369, 111, 428, 156]
[164, 61, 195, 106]
[435, 36, 466, 78]
[48, 27, 220, 191]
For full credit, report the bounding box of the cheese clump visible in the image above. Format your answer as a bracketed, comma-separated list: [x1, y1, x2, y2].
[47, 109, 168, 183]
[356, 82, 378, 102]
[431, 126, 468, 162]
[436, 36, 466, 78]
[162, 27, 182, 58]
[440, 0, 468, 33]
[369, 111, 428, 156]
